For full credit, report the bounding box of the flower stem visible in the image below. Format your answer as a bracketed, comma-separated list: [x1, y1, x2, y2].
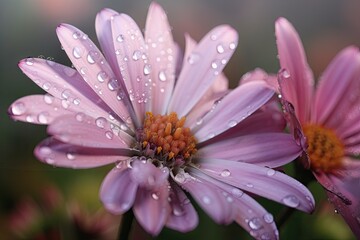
[118, 210, 134, 240]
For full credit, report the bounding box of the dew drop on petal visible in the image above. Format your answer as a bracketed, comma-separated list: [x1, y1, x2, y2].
[116, 34, 124, 42]
[43, 94, 54, 104]
[61, 89, 71, 99]
[151, 192, 159, 200]
[72, 31, 82, 39]
[73, 46, 83, 59]
[263, 213, 274, 223]
[97, 71, 108, 83]
[220, 169, 231, 177]
[216, 44, 225, 53]
[26, 115, 35, 122]
[42, 82, 51, 90]
[73, 98, 80, 105]
[61, 100, 70, 109]
[66, 153, 75, 160]
[25, 58, 34, 66]
[108, 78, 119, 91]
[187, 53, 200, 64]
[246, 183, 254, 188]
[105, 131, 113, 139]
[158, 70, 167, 81]
[282, 70, 290, 78]
[11, 102, 26, 115]
[143, 64, 151, 75]
[211, 61, 218, 69]
[229, 42, 236, 50]
[38, 112, 49, 124]
[39, 146, 52, 155]
[75, 113, 85, 122]
[87, 51, 99, 64]
[266, 169, 276, 176]
[172, 207, 184, 216]
[202, 196, 211, 205]
[231, 188, 243, 198]
[260, 233, 272, 240]
[95, 117, 107, 128]
[248, 217, 262, 230]
[228, 120, 237, 127]
[282, 195, 300, 208]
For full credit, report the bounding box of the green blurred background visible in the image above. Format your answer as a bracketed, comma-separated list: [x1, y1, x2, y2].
[1, 0, 360, 239]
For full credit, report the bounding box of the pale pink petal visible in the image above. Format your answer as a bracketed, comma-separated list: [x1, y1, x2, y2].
[194, 81, 274, 142]
[100, 166, 138, 214]
[34, 138, 129, 168]
[9, 95, 74, 125]
[168, 25, 238, 117]
[48, 114, 134, 148]
[145, 2, 176, 115]
[189, 169, 278, 239]
[110, 14, 150, 126]
[129, 160, 169, 188]
[198, 133, 301, 168]
[275, 17, 314, 124]
[133, 183, 170, 236]
[198, 159, 315, 213]
[56, 24, 135, 126]
[336, 105, 360, 140]
[239, 68, 278, 91]
[313, 46, 360, 126]
[166, 181, 198, 232]
[174, 171, 233, 224]
[95, 8, 120, 73]
[17, 58, 127, 127]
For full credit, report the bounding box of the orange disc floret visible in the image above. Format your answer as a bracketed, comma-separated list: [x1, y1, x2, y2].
[142, 112, 197, 160]
[303, 124, 344, 173]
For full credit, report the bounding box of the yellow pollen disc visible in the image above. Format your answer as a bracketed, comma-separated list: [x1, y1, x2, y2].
[142, 112, 197, 160]
[303, 124, 344, 173]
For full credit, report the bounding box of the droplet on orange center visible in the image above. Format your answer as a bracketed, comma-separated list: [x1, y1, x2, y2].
[142, 112, 197, 161]
[303, 124, 344, 173]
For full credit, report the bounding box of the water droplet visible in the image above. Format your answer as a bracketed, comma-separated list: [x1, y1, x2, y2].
[172, 207, 184, 216]
[61, 100, 70, 109]
[43, 94, 54, 104]
[266, 169, 276, 176]
[216, 44, 225, 53]
[116, 34, 124, 42]
[229, 42, 236, 50]
[87, 50, 100, 64]
[202, 196, 211, 204]
[263, 213, 274, 223]
[174, 172, 185, 183]
[207, 132, 215, 139]
[105, 131, 113, 139]
[226, 196, 233, 203]
[66, 153, 75, 160]
[248, 217, 262, 230]
[231, 188, 243, 198]
[334, 209, 339, 214]
[260, 233, 271, 240]
[158, 71, 167, 81]
[187, 53, 200, 64]
[95, 117, 107, 128]
[38, 112, 49, 124]
[72, 31, 82, 39]
[228, 120, 237, 127]
[39, 146, 52, 155]
[42, 82, 51, 90]
[143, 64, 151, 75]
[61, 89, 71, 99]
[210, 34, 217, 40]
[282, 70, 290, 78]
[211, 61, 218, 69]
[82, 34, 88, 40]
[107, 78, 119, 91]
[11, 102, 26, 115]
[73, 98, 80, 105]
[73, 46, 83, 59]
[220, 169, 231, 177]
[75, 113, 85, 122]
[151, 192, 159, 200]
[246, 183, 254, 188]
[25, 58, 34, 66]
[282, 195, 300, 208]
[26, 115, 35, 122]
[97, 71, 108, 83]
[131, 50, 141, 61]
[196, 118, 203, 125]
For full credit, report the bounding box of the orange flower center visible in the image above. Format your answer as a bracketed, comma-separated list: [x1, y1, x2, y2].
[141, 112, 197, 162]
[303, 124, 344, 173]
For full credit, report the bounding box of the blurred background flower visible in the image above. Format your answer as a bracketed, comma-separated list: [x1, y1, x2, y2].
[1, 0, 360, 239]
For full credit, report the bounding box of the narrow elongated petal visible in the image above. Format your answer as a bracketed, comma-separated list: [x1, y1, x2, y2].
[56, 24, 134, 125]
[48, 114, 134, 148]
[198, 159, 315, 213]
[34, 138, 129, 168]
[130, 160, 169, 188]
[313, 46, 360, 126]
[100, 166, 138, 214]
[275, 17, 314, 124]
[166, 181, 198, 232]
[133, 183, 170, 236]
[145, 2, 176, 115]
[194, 81, 274, 142]
[198, 133, 301, 168]
[168, 25, 238, 117]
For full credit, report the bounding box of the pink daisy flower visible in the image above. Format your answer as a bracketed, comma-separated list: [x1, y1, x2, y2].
[9, 3, 315, 238]
[275, 17, 360, 237]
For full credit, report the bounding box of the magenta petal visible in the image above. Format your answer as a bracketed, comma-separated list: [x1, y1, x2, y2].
[166, 181, 198, 232]
[100, 166, 138, 214]
[145, 2, 176, 115]
[194, 81, 274, 142]
[275, 17, 314, 124]
[48, 114, 134, 148]
[198, 133, 301, 168]
[56, 24, 134, 126]
[34, 138, 129, 168]
[168, 25, 238, 117]
[198, 159, 315, 213]
[313, 46, 360, 126]
[133, 183, 170, 236]
[130, 160, 169, 188]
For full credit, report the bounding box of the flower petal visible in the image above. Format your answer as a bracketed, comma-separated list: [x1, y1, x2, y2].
[145, 2, 176, 115]
[194, 81, 274, 142]
[198, 159, 315, 213]
[100, 165, 138, 214]
[168, 25, 238, 117]
[313, 46, 360, 126]
[166, 181, 198, 232]
[275, 17, 314, 124]
[129, 160, 169, 188]
[34, 138, 128, 168]
[48, 114, 134, 148]
[133, 183, 170, 236]
[198, 133, 301, 168]
[56, 24, 134, 126]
